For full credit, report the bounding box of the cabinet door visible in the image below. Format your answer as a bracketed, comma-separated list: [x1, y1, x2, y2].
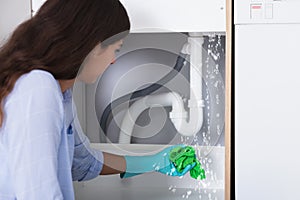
[120, 0, 225, 32]
[31, 0, 226, 33]
[235, 24, 300, 200]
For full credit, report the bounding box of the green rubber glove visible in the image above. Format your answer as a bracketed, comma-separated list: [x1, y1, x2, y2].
[120, 145, 196, 178]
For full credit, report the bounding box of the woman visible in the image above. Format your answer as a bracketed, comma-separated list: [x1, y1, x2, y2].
[0, 0, 195, 199]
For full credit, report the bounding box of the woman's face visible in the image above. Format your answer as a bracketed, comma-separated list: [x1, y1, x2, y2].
[78, 40, 123, 84]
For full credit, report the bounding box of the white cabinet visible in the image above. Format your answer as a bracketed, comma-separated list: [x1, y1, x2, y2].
[31, 0, 226, 33]
[235, 24, 300, 200]
[120, 0, 225, 32]
[235, 1, 300, 199]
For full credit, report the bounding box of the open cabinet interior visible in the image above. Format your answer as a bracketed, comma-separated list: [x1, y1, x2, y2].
[73, 31, 227, 200]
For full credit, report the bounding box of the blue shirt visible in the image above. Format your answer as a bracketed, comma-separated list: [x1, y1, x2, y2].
[0, 70, 104, 200]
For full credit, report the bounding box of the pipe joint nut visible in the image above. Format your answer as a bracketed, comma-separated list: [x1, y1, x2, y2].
[188, 99, 205, 108]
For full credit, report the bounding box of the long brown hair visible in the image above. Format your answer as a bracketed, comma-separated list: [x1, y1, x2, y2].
[0, 0, 130, 126]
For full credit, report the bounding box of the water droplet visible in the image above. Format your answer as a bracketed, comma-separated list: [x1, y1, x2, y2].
[214, 81, 219, 88]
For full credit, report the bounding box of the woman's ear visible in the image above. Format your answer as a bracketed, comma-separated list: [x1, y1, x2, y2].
[92, 43, 105, 56]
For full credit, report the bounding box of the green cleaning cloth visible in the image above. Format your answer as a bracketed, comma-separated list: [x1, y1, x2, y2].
[169, 146, 206, 180]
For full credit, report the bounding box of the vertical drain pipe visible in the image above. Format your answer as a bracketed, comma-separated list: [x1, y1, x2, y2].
[169, 33, 205, 136]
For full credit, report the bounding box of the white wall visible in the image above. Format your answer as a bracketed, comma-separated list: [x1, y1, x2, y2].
[0, 0, 31, 44]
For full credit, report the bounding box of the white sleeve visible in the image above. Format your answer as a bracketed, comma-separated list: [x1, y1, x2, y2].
[8, 85, 64, 200]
